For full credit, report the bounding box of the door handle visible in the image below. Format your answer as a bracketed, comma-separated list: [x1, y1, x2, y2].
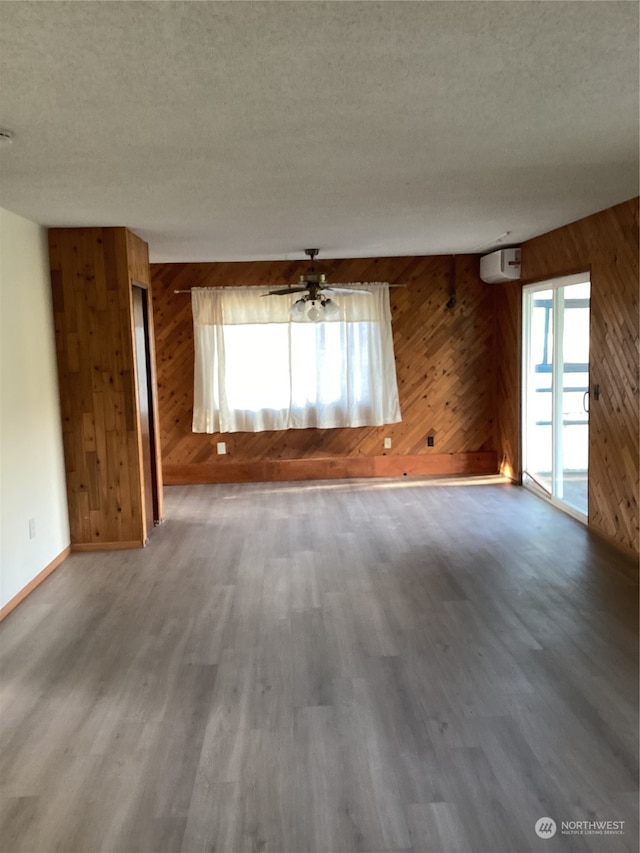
[583, 390, 589, 413]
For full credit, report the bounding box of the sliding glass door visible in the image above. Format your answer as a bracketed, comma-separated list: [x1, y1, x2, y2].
[522, 274, 590, 518]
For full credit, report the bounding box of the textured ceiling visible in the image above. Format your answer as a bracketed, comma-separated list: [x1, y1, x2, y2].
[0, 1, 638, 262]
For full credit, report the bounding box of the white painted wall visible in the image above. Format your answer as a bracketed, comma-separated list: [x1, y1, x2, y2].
[0, 207, 70, 609]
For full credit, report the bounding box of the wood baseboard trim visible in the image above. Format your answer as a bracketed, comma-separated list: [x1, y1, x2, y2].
[163, 452, 498, 485]
[0, 545, 71, 622]
[71, 540, 145, 552]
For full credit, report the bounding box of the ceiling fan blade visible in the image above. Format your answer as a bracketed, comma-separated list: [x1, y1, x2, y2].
[324, 286, 372, 295]
[263, 286, 308, 296]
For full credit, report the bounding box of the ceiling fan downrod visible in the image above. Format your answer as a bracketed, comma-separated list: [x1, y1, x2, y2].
[300, 248, 327, 287]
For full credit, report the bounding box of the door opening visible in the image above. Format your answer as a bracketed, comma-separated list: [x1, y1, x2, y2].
[132, 284, 160, 538]
[522, 273, 590, 519]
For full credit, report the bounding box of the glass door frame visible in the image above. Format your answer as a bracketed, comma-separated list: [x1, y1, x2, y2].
[521, 272, 590, 523]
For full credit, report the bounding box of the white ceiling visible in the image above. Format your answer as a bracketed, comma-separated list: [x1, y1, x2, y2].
[0, 1, 638, 262]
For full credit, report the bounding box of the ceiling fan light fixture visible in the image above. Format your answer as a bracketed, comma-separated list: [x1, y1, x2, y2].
[307, 302, 322, 322]
[321, 297, 340, 317]
[290, 298, 306, 318]
[278, 250, 376, 317]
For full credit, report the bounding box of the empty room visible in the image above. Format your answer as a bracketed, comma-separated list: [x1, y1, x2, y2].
[0, 3, 638, 852]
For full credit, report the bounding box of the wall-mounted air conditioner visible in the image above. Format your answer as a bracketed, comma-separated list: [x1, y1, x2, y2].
[480, 248, 521, 283]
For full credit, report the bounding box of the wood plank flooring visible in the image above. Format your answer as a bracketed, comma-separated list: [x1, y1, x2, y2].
[1, 477, 638, 853]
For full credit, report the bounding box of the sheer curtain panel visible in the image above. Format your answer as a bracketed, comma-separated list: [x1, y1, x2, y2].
[191, 284, 401, 433]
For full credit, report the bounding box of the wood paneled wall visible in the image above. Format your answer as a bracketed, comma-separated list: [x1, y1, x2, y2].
[150, 255, 497, 483]
[495, 197, 639, 553]
[49, 227, 157, 549]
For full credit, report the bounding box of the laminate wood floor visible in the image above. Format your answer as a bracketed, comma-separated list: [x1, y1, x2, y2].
[1, 477, 638, 853]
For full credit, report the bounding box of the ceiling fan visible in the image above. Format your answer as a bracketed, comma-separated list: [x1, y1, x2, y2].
[263, 249, 371, 320]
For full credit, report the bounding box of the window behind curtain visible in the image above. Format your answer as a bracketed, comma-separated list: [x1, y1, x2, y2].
[191, 284, 401, 433]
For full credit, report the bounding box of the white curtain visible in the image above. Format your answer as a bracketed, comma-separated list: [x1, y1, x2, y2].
[191, 284, 402, 433]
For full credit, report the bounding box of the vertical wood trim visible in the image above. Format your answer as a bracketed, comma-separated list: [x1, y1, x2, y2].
[126, 274, 149, 542]
[129, 283, 149, 542]
[116, 229, 146, 543]
[130, 277, 164, 525]
[494, 280, 522, 482]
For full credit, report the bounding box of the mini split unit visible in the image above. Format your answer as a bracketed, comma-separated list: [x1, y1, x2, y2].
[480, 248, 521, 283]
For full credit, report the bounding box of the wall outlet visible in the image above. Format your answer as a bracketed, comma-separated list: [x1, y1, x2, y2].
[383, 437, 392, 449]
[28, 518, 36, 539]
[216, 441, 227, 455]
[427, 436, 435, 447]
